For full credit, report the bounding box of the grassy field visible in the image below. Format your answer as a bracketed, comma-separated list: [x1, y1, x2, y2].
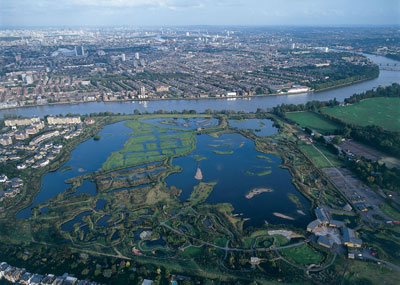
[280, 244, 324, 266]
[340, 259, 400, 285]
[286, 111, 341, 134]
[322, 97, 400, 132]
[299, 143, 344, 168]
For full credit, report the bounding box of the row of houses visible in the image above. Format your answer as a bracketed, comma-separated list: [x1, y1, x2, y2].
[0, 262, 101, 285]
[4, 117, 41, 127]
[47, 117, 81, 125]
[29, 131, 60, 146]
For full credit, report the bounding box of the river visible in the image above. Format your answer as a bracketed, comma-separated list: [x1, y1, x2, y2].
[0, 54, 398, 117]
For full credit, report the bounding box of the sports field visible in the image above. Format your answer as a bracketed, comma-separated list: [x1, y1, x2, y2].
[321, 97, 400, 132]
[286, 111, 341, 134]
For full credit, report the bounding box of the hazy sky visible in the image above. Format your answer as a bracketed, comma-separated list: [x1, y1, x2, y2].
[1, 0, 399, 27]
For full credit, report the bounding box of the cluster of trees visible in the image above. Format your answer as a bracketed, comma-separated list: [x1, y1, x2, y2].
[350, 126, 400, 158]
[272, 98, 340, 116]
[346, 157, 400, 192]
[344, 83, 400, 104]
[301, 63, 379, 90]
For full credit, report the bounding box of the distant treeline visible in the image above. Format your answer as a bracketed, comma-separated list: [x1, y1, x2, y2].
[305, 64, 379, 90]
[385, 53, 400, 61]
[272, 98, 340, 116]
[344, 82, 400, 104]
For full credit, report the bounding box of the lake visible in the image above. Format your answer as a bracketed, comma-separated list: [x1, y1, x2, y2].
[165, 132, 311, 228]
[17, 118, 310, 229]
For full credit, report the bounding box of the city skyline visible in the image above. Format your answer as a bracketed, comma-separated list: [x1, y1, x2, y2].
[1, 0, 399, 27]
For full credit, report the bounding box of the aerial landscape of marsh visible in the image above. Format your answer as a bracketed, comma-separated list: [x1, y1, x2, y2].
[0, 1, 399, 283]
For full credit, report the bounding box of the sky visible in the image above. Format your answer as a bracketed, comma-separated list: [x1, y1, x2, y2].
[0, 0, 399, 27]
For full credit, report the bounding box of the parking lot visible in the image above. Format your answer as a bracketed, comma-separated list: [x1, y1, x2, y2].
[323, 167, 392, 224]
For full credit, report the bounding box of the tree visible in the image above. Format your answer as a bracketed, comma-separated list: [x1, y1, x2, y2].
[333, 136, 342, 145]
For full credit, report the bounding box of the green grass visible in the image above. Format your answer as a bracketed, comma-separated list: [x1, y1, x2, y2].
[288, 193, 303, 208]
[286, 111, 341, 134]
[257, 155, 273, 163]
[379, 203, 400, 220]
[188, 182, 217, 204]
[280, 244, 324, 266]
[342, 259, 400, 285]
[102, 120, 195, 170]
[212, 150, 234, 155]
[321, 97, 400, 132]
[179, 246, 203, 258]
[256, 169, 272, 176]
[193, 155, 207, 161]
[146, 143, 158, 150]
[299, 143, 344, 168]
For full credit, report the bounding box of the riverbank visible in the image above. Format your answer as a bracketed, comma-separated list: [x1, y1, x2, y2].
[0, 76, 383, 114]
[313, 73, 379, 93]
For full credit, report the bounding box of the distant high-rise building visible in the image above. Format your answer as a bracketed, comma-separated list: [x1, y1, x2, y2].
[75, 46, 85, 56]
[140, 86, 146, 96]
[135, 52, 140, 60]
[121, 53, 126, 61]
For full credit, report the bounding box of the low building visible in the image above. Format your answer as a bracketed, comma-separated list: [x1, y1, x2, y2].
[329, 220, 346, 228]
[4, 117, 41, 127]
[15, 131, 29, 140]
[250, 257, 261, 265]
[0, 135, 13, 146]
[84, 118, 95, 125]
[17, 163, 27, 170]
[156, 86, 169, 92]
[29, 131, 60, 145]
[40, 274, 56, 285]
[19, 272, 33, 284]
[25, 126, 39, 135]
[343, 227, 362, 248]
[0, 175, 8, 183]
[307, 219, 322, 233]
[29, 274, 44, 285]
[314, 208, 329, 225]
[47, 116, 81, 125]
[317, 236, 334, 248]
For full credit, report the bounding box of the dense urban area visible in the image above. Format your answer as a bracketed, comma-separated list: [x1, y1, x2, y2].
[3, 27, 399, 108]
[0, 26, 399, 284]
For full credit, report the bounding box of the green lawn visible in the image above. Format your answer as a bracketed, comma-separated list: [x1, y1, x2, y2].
[299, 143, 344, 168]
[286, 111, 341, 134]
[280, 244, 324, 266]
[321, 97, 400, 132]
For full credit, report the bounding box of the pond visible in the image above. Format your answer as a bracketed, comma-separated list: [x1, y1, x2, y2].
[228, 119, 278, 136]
[69, 179, 97, 197]
[165, 133, 311, 228]
[17, 121, 133, 218]
[61, 211, 92, 232]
